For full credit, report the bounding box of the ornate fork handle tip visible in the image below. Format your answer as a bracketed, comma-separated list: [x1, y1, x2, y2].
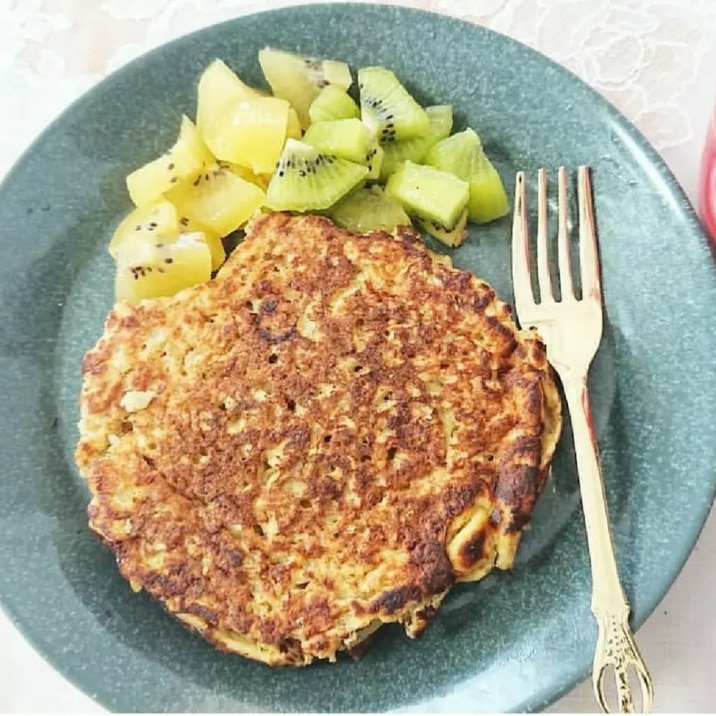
[593, 611, 654, 713]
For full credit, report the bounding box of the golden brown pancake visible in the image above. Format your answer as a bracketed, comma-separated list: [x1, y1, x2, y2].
[76, 212, 561, 666]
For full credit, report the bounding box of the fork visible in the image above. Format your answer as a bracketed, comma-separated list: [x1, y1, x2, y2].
[511, 167, 654, 713]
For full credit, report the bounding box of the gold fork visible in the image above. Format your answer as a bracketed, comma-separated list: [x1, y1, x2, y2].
[511, 167, 654, 713]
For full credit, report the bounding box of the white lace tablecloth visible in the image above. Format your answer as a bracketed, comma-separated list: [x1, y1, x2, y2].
[1, 1, 715, 712]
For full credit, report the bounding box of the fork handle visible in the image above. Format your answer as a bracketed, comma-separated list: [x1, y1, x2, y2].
[562, 375, 625, 608]
[561, 375, 653, 713]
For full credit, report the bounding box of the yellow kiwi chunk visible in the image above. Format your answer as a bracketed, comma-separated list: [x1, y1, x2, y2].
[177, 216, 226, 272]
[114, 232, 212, 303]
[218, 162, 271, 191]
[110, 201, 226, 273]
[109, 200, 179, 260]
[126, 116, 213, 207]
[286, 107, 302, 139]
[196, 59, 290, 174]
[166, 163, 265, 236]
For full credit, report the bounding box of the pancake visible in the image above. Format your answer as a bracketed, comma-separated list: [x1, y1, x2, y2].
[76, 212, 561, 665]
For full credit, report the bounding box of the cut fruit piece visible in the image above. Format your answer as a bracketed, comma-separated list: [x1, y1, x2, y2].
[303, 118, 376, 165]
[286, 107, 303, 139]
[126, 116, 213, 207]
[379, 105, 453, 180]
[219, 161, 271, 191]
[265, 138, 368, 212]
[329, 186, 411, 234]
[365, 144, 383, 181]
[166, 163, 265, 236]
[199, 92, 290, 174]
[358, 66, 429, 143]
[417, 209, 469, 248]
[196, 59, 265, 134]
[205, 233, 227, 272]
[424, 127, 478, 178]
[115, 232, 212, 304]
[259, 47, 352, 129]
[466, 164, 510, 224]
[196, 61, 252, 167]
[110, 200, 225, 272]
[197, 59, 289, 174]
[424, 128, 509, 223]
[109, 200, 179, 260]
[385, 160, 469, 228]
[302, 119, 383, 180]
[177, 216, 226, 271]
[309, 85, 360, 123]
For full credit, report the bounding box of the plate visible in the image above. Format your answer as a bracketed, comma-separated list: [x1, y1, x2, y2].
[1, 3, 715, 712]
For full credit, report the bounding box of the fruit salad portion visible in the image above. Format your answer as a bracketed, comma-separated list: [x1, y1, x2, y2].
[111, 49, 509, 303]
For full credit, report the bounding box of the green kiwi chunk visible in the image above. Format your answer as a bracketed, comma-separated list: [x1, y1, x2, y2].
[424, 128, 509, 224]
[303, 119, 384, 181]
[379, 105, 453, 181]
[385, 161, 469, 228]
[329, 186, 411, 233]
[309, 85, 360, 123]
[417, 209, 469, 248]
[303, 119, 375, 164]
[358, 66, 429, 143]
[265, 139, 368, 212]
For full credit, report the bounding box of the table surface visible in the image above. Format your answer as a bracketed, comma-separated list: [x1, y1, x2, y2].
[1, 0, 715, 712]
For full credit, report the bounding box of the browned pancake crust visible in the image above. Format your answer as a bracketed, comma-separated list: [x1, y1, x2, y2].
[76, 212, 561, 665]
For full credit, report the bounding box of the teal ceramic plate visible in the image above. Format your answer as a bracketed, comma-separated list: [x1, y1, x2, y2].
[1, 3, 715, 712]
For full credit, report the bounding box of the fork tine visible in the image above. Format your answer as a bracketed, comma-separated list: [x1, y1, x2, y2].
[557, 166, 575, 300]
[511, 171, 535, 308]
[536, 168, 553, 302]
[578, 166, 601, 302]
